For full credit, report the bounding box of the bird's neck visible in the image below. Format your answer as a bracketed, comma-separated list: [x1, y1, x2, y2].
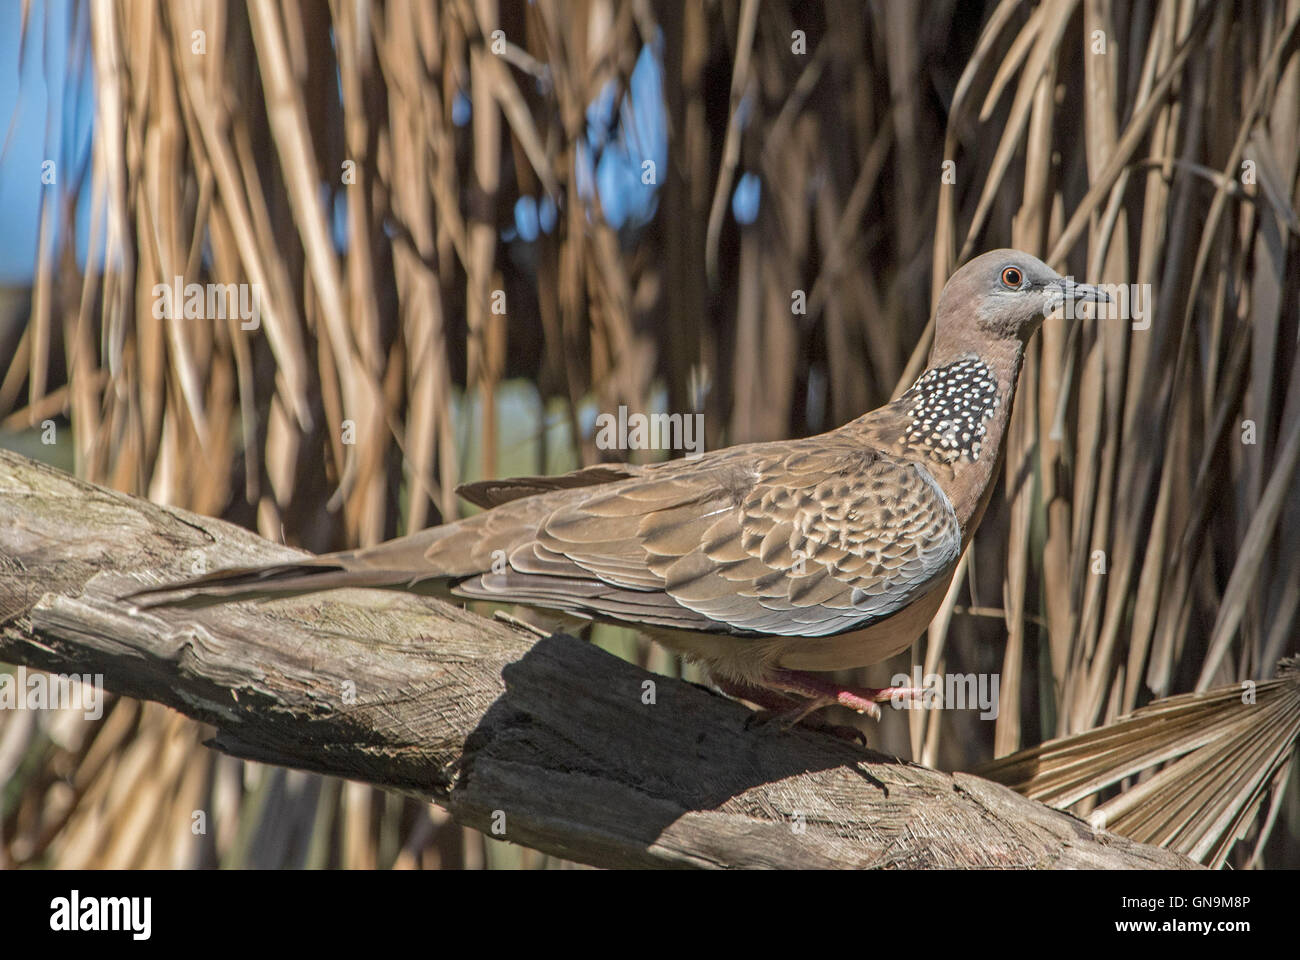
[852, 336, 1027, 541]
[940, 337, 1026, 542]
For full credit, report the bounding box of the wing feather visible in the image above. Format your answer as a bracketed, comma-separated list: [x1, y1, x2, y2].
[448, 437, 961, 639]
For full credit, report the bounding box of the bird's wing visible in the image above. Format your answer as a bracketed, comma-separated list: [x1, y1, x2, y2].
[456, 463, 647, 509]
[451, 440, 962, 637]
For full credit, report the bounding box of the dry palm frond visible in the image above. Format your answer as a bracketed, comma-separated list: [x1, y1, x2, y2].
[978, 657, 1300, 868]
[3, 0, 1298, 868]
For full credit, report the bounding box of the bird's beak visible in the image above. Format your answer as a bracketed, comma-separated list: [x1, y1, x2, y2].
[1047, 277, 1110, 303]
[1043, 277, 1110, 318]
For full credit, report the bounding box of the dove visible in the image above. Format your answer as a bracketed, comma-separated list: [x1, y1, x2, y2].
[130, 250, 1108, 723]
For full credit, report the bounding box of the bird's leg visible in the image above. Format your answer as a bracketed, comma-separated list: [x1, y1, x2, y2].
[711, 674, 868, 745]
[764, 669, 926, 721]
[711, 674, 806, 713]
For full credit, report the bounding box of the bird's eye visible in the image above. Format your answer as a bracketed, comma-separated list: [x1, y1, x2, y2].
[1001, 266, 1024, 288]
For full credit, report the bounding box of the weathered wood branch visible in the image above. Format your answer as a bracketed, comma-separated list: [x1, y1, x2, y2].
[0, 449, 1196, 868]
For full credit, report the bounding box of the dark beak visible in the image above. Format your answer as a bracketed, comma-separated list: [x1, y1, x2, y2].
[1048, 277, 1110, 303]
[1044, 277, 1110, 317]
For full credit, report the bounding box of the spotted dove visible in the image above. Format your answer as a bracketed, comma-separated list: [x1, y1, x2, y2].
[131, 250, 1108, 721]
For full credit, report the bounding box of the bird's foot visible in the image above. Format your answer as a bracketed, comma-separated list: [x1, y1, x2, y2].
[765, 669, 924, 721]
[712, 674, 868, 745]
[741, 706, 869, 745]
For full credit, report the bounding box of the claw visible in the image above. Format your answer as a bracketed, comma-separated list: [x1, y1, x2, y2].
[766, 669, 924, 719]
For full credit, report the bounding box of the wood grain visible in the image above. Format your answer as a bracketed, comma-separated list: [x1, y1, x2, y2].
[0, 449, 1197, 869]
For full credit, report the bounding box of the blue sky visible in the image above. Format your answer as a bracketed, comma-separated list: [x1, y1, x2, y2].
[0, 0, 96, 284]
[0, 13, 759, 283]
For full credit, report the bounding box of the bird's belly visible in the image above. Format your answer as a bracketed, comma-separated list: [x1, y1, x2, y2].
[774, 572, 953, 670]
[643, 570, 956, 679]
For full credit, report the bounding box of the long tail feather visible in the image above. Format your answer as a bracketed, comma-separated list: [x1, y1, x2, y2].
[121, 556, 431, 607]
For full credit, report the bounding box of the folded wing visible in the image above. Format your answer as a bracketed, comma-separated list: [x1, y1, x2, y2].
[449, 438, 961, 638]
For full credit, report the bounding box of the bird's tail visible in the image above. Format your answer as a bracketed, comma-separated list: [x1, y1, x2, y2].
[122, 526, 460, 607]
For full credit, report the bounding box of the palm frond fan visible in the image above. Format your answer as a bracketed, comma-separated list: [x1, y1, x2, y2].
[977, 658, 1300, 868]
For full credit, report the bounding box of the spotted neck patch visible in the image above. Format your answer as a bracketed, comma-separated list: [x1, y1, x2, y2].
[899, 356, 1001, 463]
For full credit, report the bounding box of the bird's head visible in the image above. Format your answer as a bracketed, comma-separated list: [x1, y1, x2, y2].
[933, 248, 1110, 354]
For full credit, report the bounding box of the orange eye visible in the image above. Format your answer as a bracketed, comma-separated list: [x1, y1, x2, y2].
[1001, 267, 1023, 288]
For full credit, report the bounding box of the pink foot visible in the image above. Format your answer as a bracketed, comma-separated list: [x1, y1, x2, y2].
[766, 669, 924, 721]
[711, 674, 868, 744]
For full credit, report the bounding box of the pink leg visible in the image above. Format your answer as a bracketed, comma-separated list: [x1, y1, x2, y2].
[711, 674, 869, 745]
[710, 674, 805, 713]
[765, 669, 925, 721]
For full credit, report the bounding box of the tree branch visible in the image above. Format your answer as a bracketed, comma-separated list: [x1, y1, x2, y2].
[0, 449, 1197, 868]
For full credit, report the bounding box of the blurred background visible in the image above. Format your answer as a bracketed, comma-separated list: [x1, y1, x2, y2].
[1, 0, 1297, 868]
